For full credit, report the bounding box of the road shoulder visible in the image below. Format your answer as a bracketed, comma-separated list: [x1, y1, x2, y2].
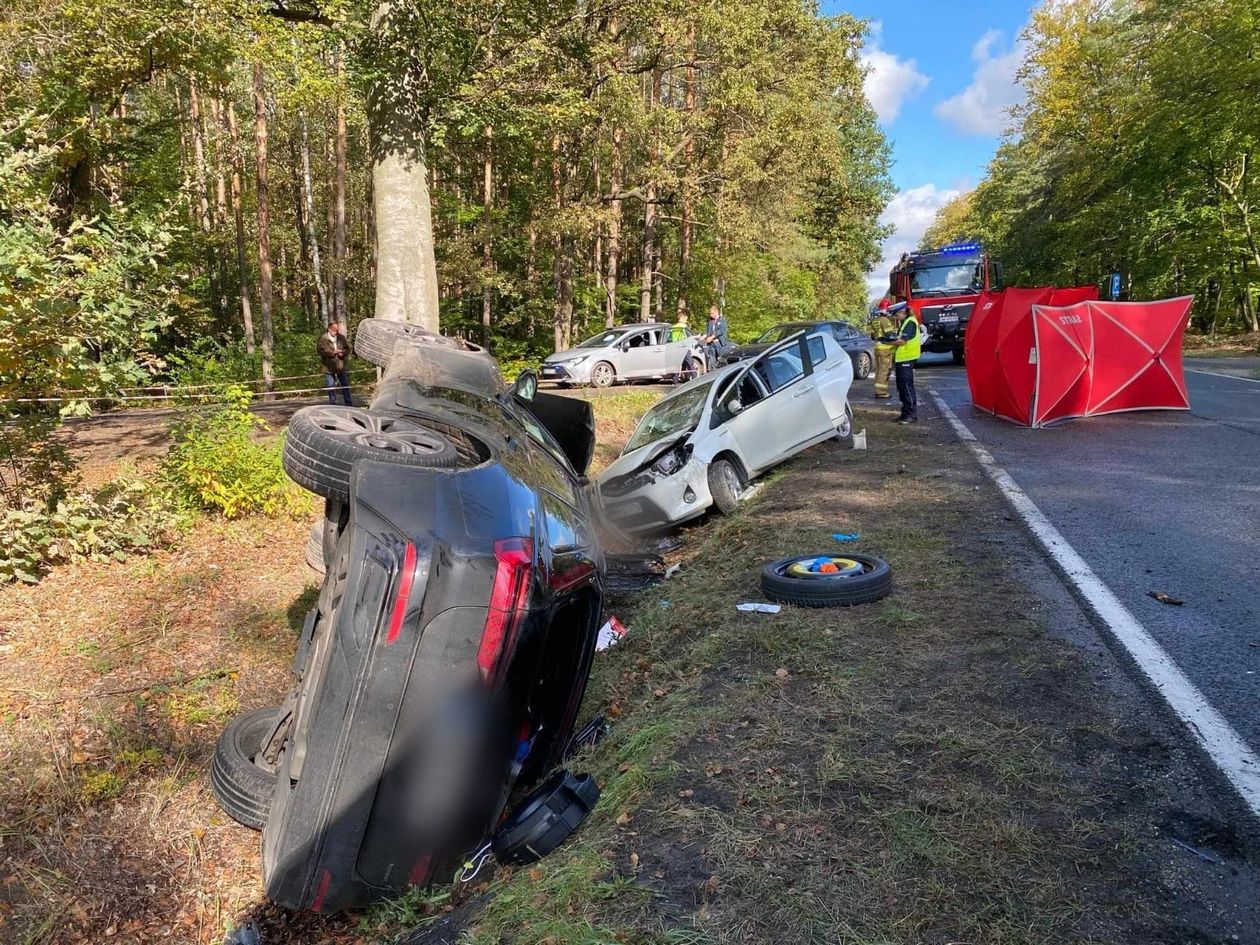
[395, 403, 1260, 945]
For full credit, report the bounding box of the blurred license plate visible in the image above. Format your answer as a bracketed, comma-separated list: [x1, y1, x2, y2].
[615, 501, 643, 516]
[937, 314, 958, 324]
[542, 366, 560, 374]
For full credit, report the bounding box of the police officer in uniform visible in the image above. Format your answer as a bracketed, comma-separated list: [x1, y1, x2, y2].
[868, 297, 897, 398]
[887, 299, 922, 423]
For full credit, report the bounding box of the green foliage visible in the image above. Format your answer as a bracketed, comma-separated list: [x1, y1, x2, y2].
[929, 0, 1260, 337]
[0, 116, 182, 409]
[161, 385, 304, 519]
[0, 477, 183, 585]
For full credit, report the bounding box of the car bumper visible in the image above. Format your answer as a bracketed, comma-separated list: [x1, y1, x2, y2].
[540, 361, 592, 384]
[600, 459, 713, 532]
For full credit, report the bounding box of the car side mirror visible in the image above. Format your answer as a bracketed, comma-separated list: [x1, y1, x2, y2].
[512, 370, 538, 401]
[619, 342, 630, 352]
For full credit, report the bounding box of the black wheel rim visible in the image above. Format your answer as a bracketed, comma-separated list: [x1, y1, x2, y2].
[309, 407, 446, 455]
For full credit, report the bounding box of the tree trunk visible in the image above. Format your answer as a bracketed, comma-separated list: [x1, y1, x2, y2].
[224, 102, 256, 355]
[289, 140, 316, 325]
[640, 69, 661, 323]
[605, 125, 622, 329]
[252, 62, 275, 393]
[482, 124, 493, 346]
[368, 2, 440, 328]
[677, 25, 696, 320]
[333, 49, 349, 328]
[298, 112, 330, 325]
[187, 80, 220, 319]
[210, 97, 231, 319]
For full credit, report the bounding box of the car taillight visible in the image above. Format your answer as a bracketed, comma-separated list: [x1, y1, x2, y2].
[478, 537, 534, 680]
[384, 541, 418, 645]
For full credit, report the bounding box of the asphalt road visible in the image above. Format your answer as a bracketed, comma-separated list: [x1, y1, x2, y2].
[906, 354, 1260, 760]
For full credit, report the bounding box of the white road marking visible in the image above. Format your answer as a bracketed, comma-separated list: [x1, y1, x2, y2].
[1186, 368, 1260, 385]
[930, 390, 1260, 821]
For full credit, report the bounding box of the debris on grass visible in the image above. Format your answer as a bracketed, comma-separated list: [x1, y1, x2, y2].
[831, 531, 861, 542]
[596, 616, 629, 650]
[736, 602, 781, 614]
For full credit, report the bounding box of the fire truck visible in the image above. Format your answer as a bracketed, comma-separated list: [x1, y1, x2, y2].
[887, 242, 1004, 363]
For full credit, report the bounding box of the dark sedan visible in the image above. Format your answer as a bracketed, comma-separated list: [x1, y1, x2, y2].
[722, 320, 874, 379]
[212, 321, 604, 914]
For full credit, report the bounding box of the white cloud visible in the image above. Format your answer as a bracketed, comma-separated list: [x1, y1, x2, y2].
[866, 183, 963, 301]
[860, 23, 930, 125]
[934, 30, 1026, 136]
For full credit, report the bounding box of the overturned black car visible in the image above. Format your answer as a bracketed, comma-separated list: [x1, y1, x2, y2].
[210, 320, 604, 913]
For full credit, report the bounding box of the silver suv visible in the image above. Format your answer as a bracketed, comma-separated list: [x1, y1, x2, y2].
[541, 323, 706, 388]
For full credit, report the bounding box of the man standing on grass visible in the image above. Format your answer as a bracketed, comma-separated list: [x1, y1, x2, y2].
[886, 299, 922, 423]
[318, 321, 353, 406]
[701, 303, 730, 369]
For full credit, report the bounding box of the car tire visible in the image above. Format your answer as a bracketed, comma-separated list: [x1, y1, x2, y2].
[353, 317, 467, 368]
[708, 457, 743, 515]
[211, 706, 283, 830]
[304, 521, 325, 575]
[283, 406, 459, 502]
[952, 348, 966, 365]
[760, 553, 892, 608]
[589, 361, 615, 388]
[835, 403, 854, 440]
[856, 352, 873, 379]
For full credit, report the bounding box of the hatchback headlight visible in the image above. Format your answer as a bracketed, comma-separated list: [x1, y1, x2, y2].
[650, 443, 693, 477]
[556, 354, 590, 365]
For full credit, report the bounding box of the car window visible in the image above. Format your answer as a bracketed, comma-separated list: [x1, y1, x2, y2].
[624, 381, 714, 452]
[627, 331, 654, 348]
[510, 402, 576, 475]
[714, 370, 766, 423]
[807, 335, 828, 367]
[576, 329, 629, 349]
[752, 345, 805, 393]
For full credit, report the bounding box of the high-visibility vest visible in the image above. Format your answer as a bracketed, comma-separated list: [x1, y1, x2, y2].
[894, 315, 922, 362]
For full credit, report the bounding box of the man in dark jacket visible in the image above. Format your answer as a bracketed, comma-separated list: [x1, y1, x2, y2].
[317, 321, 353, 406]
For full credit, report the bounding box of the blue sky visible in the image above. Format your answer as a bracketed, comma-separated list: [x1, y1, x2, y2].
[822, 0, 1036, 297]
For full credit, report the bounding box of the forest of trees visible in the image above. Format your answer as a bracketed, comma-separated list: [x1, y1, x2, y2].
[0, 0, 894, 412]
[920, 0, 1259, 338]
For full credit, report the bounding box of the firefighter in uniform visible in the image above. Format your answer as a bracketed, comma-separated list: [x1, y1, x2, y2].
[887, 300, 922, 423]
[868, 297, 897, 398]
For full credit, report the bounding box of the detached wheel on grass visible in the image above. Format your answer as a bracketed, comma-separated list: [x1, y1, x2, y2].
[211, 706, 285, 830]
[353, 317, 466, 368]
[760, 553, 891, 608]
[283, 406, 458, 502]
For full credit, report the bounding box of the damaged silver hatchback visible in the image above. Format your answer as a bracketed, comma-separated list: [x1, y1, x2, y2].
[597, 329, 854, 532]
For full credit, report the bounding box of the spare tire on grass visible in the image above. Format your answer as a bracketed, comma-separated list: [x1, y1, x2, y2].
[760, 553, 891, 608]
[283, 406, 458, 502]
[211, 706, 284, 830]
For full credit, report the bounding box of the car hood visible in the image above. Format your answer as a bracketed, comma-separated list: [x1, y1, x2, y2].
[726, 342, 772, 360]
[600, 431, 693, 482]
[544, 348, 601, 364]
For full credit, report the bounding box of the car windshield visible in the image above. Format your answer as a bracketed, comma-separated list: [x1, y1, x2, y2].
[624, 381, 713, 453]
[755, 324, 810, 344]
[576, 329, 630, 349]
[910, 264, 980, 298]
